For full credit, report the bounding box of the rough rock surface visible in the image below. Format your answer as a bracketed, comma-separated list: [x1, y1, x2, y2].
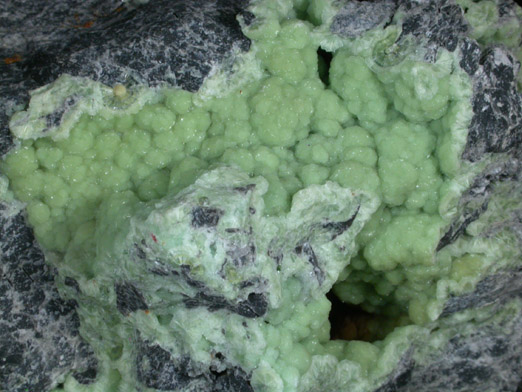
[363, 1, 522, 390]
[0, 1, 250, 391]
[331, 0, 397, 38]
[0, 0, 250, 156]
[1, 0, 521, 391]
[0, 204, 97, 391]
[79, 167, 368, 392]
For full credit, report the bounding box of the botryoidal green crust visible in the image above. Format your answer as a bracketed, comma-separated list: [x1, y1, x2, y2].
[1, 0, 521, 391]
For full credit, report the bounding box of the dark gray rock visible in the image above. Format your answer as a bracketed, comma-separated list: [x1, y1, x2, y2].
[441, 266, 522, 317]
[135, 341, 253, 392]
[191, 206, 225, 228]
[15, 0, 249, 91]
[458, 38, 482, 76]
[331, 0, 397, 38]
[136, 343, 194, 390]
[376, 314, 522, 391]
[213, 366, 254, 392]
[115, 281, 149, 316]
[374, 353, 415, 392]
[396, 0, 469, 60]
[463, 47, 522, 161]
[437, 158, 521, 251]
[234, 292, 268, 318]
[0, 204, 96, 392]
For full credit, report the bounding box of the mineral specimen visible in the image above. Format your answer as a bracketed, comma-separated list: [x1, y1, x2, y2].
[0, 0, 521, 391]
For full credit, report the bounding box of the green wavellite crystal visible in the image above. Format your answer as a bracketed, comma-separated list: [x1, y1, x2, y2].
[2, 0, 519, 391]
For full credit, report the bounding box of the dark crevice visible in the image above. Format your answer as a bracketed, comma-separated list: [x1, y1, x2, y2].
[328, 290, 377, 342]
[317, 48, 332, 86]
[293, 7, 309, 21]
[327, 290, 407, 343]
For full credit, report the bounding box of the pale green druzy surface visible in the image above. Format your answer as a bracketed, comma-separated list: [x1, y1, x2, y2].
[1, 0, 511, 391]
[79, 166, 377, 391]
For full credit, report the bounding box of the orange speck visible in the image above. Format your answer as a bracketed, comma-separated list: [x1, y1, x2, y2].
[4, 54, 21, 65]
[144, 309, 150, 315]
[69, 20, 94, 29]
